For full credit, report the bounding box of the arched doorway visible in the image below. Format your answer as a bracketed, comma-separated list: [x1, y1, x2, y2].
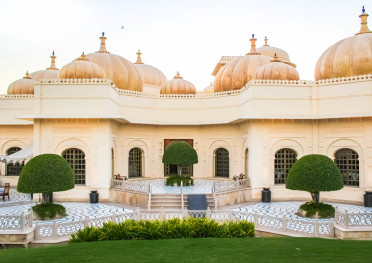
[62, 148, 86, 185]
[6, 147, 23, 176]
[128, 148, 143, 178]
[274, 148, 297, 184]
[215, 148, 229, 177]
[334, 148, 359, 186]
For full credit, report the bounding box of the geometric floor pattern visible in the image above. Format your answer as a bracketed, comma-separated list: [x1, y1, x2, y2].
[0, 188, 32, 206]
[234, 202, 372, 223]
[150, 179, 214, 194]
[0, 202, 133, 224]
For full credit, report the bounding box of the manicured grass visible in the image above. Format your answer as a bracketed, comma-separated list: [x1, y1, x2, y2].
[1, 237, 372, 263]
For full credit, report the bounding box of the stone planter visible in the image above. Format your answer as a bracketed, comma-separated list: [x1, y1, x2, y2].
[364, 192, 372, 207]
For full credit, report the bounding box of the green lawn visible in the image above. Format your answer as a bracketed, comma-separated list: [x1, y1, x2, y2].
[1, 237, 372, 263]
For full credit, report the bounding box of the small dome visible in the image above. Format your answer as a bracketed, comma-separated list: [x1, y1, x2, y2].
[214, 35, 271, 92]
[85, 33, 143, 91]
[160, 72, 196, 94]
[30, 51, 60, 81]
[59, 53, 107, 79]
[203, 83, 214, 93]
[315, 9, 372, 80]
[134, 50, 167, 86]
[257, 37, 291, 64]
[255, 55, 300, 80]
[8, 71, 37, 95]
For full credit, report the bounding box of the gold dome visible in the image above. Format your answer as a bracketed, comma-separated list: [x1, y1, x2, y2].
[214, 35, 270, 92]
[203, 82, 214, 93]
[257, 37, 292, 64]
[315, 9, 372, 80]
[59, 53, 107, 79]
[7, 71, 37, 95]
[30, 51, 60, 81]
[134, 50, 167, 86]
[255, 55, 300, 80]
[85, 33, 143, 91]
[160, 72, 196, 94]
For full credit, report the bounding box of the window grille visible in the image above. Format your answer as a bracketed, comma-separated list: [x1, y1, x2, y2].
[274, 148, 297, 184]
[6, 147, 23, 176]
[335, 148, 359, 186]
[62, 148, 85, 185]
[215, 148, 229, 177]
[129, 148, 142, 177]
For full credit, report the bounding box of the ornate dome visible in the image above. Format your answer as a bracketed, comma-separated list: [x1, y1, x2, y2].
[160, 72, 196, 94]
[315, 9, 372, 80]
[59, 53, 107, 79]
[8, 71, 37, 95]
[255, 55, 300, 80]
[257, 37, 292, 64]
[85, 33, 143, 91]
[214, 35, 271, 92]
[29, 51, 60, 81]
[203, 83, 214, 93]
[134, 50, 167, 86]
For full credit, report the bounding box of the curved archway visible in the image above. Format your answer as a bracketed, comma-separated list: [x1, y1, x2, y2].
[274, 148, 297, 184]
[215, 148, 229, 178]
[62, 148, 86, 185]
[334, 148, 359, 186]
[128, 147, 143, 178]
[6, 147, 24, 176]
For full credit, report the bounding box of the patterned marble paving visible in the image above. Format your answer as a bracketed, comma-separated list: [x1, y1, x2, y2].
[0, 188, 32, 206]
[150, 179, 214, 194]
[234, 202, 372, 223]
[0, 202, 133, 224]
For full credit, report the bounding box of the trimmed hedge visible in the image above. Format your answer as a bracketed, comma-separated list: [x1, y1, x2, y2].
[166, 175, 194, 186]
[32, 203, 67, 220]
[70, 218, 255, 242]
[17, 154, 75, 194]
[299, 202, 335, 218]
[286, 154, 343, 192]
[162, 141, 198, 166]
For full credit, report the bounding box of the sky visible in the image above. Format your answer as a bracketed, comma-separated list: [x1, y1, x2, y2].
[0, 0, 368, 94]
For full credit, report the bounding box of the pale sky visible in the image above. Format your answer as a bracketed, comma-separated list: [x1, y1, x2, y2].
[0, 0, 368, 94]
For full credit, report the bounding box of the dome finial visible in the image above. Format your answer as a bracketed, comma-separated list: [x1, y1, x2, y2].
[174, 71, 183, 79]
[24, 71, 31, 79]
[264, 36, 269, 46]
[47, 50, 58, 70]
[78, 52, 88, 61]
[247, 34, 261, 55]
[97, 32, 109, 53]
[271, 53, 280, 62]
[135, 49, 143, 64]
[357, 6, 371, 34]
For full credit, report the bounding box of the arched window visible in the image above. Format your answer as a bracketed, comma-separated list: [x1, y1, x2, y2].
[274, 148, 297, 184]
[215, 148, 229, 177]
[6, 147, 24, 176]
[62, 148, 85, 185]
[129, 148, 143, 178]
[334, 148, 359, 186]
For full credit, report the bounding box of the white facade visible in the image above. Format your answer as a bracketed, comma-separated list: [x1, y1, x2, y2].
[0, 75, 371, 203]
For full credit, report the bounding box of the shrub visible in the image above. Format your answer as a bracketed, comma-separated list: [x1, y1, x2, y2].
[17, 154, 75, 204]
[32, 203, 67, 220]
[162, 141, 198, 175]
[166, 175, 194, 186]
[299, 202, 335, 218]
[286, 154, 343, 203]
[70, 217, 255, 242]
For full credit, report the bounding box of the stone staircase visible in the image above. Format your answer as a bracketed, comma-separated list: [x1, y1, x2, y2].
[149, 193, 215, 210]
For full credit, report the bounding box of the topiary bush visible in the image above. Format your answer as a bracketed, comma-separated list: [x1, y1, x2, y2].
[162, 141, 198, 176]
[286, 154, 343, 203]
[17, 154, 75, 204]
[70, 217, 255, 242]
[299, 202, 335, 218]
[166, 175, 194, 186]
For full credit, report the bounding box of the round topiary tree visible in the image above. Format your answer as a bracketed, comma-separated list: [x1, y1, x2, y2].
[162, 141, 198, 176]
[17, 154, 75, 204]
[286, 154, 343, 203]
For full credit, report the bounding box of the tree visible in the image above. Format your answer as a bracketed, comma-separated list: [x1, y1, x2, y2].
[162, 141, 198, 176]
[286, 154, 343, 203]
[17, 154, 75, 204]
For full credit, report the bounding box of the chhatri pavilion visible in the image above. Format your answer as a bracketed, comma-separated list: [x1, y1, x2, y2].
[1, 9, 372, 205]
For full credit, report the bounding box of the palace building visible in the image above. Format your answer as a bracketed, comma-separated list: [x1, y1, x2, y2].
[1, 9, 372, 205]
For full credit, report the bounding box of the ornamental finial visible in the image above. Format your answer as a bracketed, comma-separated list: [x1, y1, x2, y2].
[357, 6, 371, 34]
[98, 32, 109, 53]
[247, 34, 260, 55]
[363, 6, 365, 14]
[135, 50, 143, 64]
[47, 50, 58, 70]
